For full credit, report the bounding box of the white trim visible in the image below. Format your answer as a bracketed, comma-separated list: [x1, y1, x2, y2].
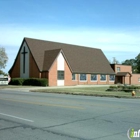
[57, 53, 64, 70]
[57, 52, 64, 86]
[90, 74, 98, 82]
[20, 42, 29, 78]
[79, 74, 87, 82]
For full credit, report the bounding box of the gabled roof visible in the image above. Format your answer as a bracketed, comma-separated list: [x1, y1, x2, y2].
[42, 49, 61, 71]
[21, 37, 115, 74]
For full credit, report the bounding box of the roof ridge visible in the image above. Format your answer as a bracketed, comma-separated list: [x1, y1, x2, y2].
[24, 37, 100, 50]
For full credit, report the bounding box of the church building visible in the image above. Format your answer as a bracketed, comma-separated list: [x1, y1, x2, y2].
[9, 37, 117, 86]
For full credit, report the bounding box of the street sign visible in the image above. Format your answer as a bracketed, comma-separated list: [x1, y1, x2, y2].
[0, 75, 11, 85]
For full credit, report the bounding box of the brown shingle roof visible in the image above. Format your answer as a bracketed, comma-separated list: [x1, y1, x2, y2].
[116, 72, 132, 76]
[43, 49, 61, 71]
[25, 37, 115, 74]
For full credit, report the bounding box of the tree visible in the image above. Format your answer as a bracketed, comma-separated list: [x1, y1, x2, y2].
[122, 59, 137, 73]
[135, 53, 140, 73]
[0, 47, 8, 70]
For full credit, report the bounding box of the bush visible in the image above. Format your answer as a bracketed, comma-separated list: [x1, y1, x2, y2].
[109, 85, 117, 89]
[117, 85, 124, 89]
[23, 78, 47, 86]
[9, 78, 25, 85]
[9, 78, 48, 86]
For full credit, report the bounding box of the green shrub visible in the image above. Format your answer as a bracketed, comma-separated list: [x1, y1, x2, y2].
[128, 85, 137, 89]
[23, 78, 48, 86]
[117, 85, 124, 88]
[9, 78, 48, 86]
[109, 85, 117, 89]
[9, 78, 25, 85]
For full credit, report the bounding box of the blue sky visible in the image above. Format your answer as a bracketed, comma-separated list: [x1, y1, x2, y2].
[0, 0, 140, 73]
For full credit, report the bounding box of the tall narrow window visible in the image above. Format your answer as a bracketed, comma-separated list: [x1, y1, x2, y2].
[57, 71, 64, 80]
[138, 78, 140, 82]
[80, 74, 87, 81]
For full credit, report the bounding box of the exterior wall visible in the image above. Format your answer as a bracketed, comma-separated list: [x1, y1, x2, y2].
[113, 64, 132, 73]
[48, 60, 57, 86]
[41, 72, 48, 79]
[124, 76, 130, 85]
[10, 54, 20, 78]
[29, 53, 40, 78]
[131, 74, 140, 85]
[64, 61, 78, 86]
[77, 74, 114, 85]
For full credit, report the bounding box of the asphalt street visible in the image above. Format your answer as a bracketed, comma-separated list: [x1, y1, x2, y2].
[0, 89, 140, 140]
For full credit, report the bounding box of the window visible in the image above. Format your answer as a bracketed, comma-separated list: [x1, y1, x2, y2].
[100, 75, 106, 81]
[117, 67, 120, 72]
[72, 74, 76, 80]
[57, 71, 64, 80]
[138, 78, 140, 82]
[109, 75, 115, 81]
[91, 74, 97, 81]
[80, 74, 87, 81]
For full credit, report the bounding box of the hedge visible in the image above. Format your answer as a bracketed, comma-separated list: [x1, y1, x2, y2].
[9, 78, 48, 86]
[9, 78, 25, 85]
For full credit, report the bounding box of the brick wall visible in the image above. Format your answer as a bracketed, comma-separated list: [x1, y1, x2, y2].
[29, 53, 40, 78]
[64, 61, 78, 86]
[9, 55, 20, 78]
[48, 60, 57, 86]
[131, 74, 140, 85]
[114, 65, 132, 73]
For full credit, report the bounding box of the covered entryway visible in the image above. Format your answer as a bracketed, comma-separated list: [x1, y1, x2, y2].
[115, 72, 132, 85]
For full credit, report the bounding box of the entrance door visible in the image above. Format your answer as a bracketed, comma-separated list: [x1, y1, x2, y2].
[117, 76, 122, 84]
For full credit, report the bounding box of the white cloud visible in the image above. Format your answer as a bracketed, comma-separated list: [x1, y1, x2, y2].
[0, 24, 140, 73]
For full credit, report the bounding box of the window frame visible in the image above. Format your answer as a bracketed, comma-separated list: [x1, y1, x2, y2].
[79, 74, 87, 81]
[57, 71, 64, 80]
[72, 74, 76, 81]
[100, 74, 106, 81]
[138, 78, 140, 82]
[91, 74, 97, 82]
[117, 67, 120, 72]
[109, 75, 115, 81]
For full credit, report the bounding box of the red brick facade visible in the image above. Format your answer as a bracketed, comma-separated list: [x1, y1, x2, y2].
[29, 53, 40, 78]
[10, 54, 20, 78]
[9, 45, 140, 86]
[111, 64, 140, 85]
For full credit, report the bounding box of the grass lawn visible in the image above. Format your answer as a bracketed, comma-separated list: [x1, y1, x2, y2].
[33, 86, 140, 98]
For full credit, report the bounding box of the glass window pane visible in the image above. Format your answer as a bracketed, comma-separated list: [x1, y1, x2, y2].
[80, 74, 86, 81]
[91, 74, 97, 81]
[57, 71, 64, 80]
[72, 74, 76, 80]
[110, 75, 115, 81]
[100, 75, 106, 81]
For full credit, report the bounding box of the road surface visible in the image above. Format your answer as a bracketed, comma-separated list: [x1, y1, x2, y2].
[0, 89, 140, 140]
